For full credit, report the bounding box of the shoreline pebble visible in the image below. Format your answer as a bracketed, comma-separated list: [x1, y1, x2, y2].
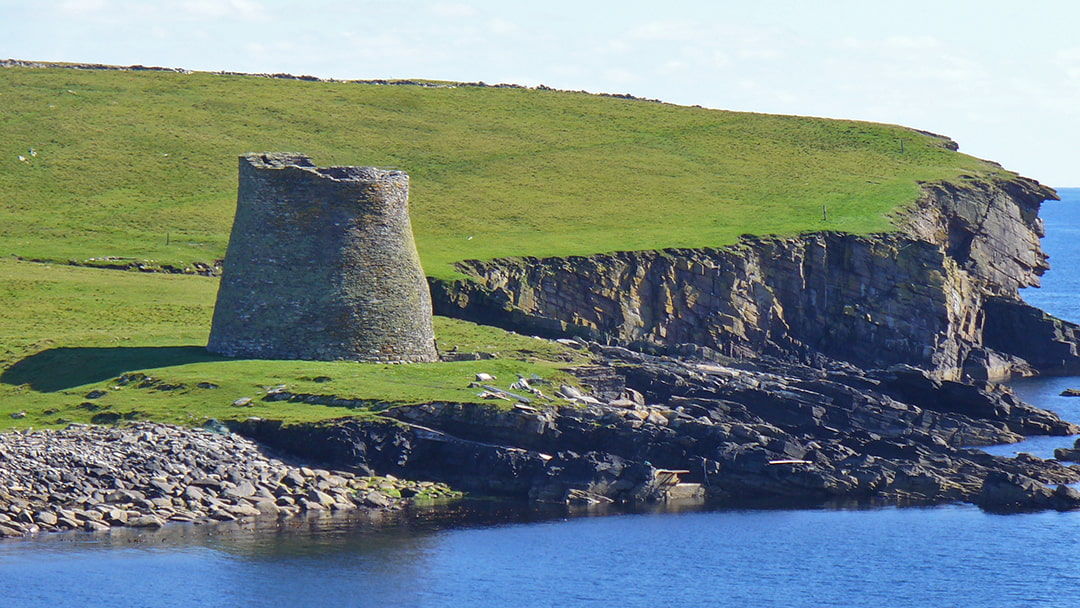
[0, 422, 460, 539]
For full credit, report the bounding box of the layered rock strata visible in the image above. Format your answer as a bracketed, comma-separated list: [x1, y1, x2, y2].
[439, 234, 979, 374]
[432, 176, 1080, 380]
[238, 344, 1080, 512]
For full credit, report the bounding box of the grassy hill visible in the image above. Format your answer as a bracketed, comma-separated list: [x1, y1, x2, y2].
[0, 64, 1011, 430]
[0, 65, 1005, 278]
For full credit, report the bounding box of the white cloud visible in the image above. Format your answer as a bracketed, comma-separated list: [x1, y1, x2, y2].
[604, 67, 638, 85]
[736, 48, 780, 62]
[169, 0, 267, 20]
[487, 18, 522, 37]
[55, 0, 110, 14]
[1054, 47, 1080, 85]
[429, 2, 478, 18]
[708, 50, 732, 69]
[628, 20, 696, 42]
[42, 0, 268, 23]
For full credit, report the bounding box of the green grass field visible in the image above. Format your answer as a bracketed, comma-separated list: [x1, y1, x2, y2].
[0, 257, 586, 429]
[0, 66, 1005, 278]
[0, 64, 1011, 429]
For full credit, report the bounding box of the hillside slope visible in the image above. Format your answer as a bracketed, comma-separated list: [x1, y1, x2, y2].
[0, 64, 1006, 279]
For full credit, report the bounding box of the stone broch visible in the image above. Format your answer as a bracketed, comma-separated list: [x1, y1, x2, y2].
[208, 153, 438, 362]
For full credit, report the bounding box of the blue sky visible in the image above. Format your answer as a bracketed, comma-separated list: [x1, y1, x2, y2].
[5, 0, 1080, 185]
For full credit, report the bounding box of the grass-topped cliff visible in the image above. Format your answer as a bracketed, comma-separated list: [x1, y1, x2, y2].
[0, 63, 1015, 430]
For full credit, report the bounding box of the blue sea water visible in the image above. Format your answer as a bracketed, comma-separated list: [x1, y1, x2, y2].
[1021, 187, 1080, 323]
[4, 502, 1080, 608]
[2, 189, 1080, 607]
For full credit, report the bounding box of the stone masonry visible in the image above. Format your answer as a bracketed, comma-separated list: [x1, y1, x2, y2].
[208, 153, 438, 362]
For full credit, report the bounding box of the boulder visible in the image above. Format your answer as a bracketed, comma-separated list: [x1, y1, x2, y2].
[975, 472, 1055, 511]
[128, 515, 165, 528]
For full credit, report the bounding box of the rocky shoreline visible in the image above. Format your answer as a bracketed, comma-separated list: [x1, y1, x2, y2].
[238, 344, 1080, 514]
[3, 343, 1079, 542]
[0, 422, 459, 539]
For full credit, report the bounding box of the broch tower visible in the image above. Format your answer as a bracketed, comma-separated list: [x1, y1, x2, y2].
[207, 153, 439, 363]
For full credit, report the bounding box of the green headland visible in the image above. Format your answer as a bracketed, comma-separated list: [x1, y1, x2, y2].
[0, 64, 1011, 430]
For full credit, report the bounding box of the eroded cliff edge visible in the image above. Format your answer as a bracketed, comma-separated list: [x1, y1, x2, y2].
[240, 173, 1080, 513]
[432, 175, 1080, 381]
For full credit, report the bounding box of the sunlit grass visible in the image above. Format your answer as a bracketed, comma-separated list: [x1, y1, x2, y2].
[0, 67, 1005, 280]
[0, 258, 584, 430]
[0, 65, 1011, 428]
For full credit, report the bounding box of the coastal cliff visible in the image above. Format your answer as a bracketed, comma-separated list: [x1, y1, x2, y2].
[236, 173, 1080, 513]
[432, 175, 1080, 381]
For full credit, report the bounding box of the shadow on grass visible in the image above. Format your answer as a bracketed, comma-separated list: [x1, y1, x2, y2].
[1, 346, 228, 392]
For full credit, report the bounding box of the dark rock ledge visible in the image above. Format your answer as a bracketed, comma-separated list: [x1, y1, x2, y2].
[0, 422, 458, 539]
[238, 344, 1080, 514]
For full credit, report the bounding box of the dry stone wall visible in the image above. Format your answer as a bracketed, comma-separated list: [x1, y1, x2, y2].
[208, 153, 438, 363]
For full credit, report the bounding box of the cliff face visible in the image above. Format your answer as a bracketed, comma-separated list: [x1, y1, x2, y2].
[433, 176, 1079, 379]
[229, 174, 1080, 513]
[896, 176, 1054, 295]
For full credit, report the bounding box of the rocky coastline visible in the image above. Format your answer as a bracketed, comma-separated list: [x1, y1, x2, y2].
[5, 334, 1079, 542]
[0, 422, 458, 539]
[4, 160, 1080, 534]
[238, 343, 1080, 514]
[431, 175, 1080, 381]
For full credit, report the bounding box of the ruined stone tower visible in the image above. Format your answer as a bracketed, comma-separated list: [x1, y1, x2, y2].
[207, 153, 439, 362]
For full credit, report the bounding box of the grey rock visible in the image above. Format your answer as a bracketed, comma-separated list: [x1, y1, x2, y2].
[224, 503, 262, 518]
[362, 492, 391, 508]
[306, 489, 336, 508]
[127, 515, 165, 528]
[297, 498, 325, 512]
[0, 524, 25, 537]
[222, 481, 256, 500]
[281, 470, 306, 488]
[57, 517, 81, 530]
[84, 520, 110, 532]
[250, 499, 280, 515]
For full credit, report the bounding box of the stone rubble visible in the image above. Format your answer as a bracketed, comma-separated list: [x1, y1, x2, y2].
[0, 422, 459, 539]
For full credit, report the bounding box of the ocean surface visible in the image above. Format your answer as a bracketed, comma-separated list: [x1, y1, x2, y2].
[1021, 187, 1080, 323]
[2, 189, 1079, 607]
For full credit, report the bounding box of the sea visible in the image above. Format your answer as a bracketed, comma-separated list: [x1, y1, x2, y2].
[1, 189, 1079, 608]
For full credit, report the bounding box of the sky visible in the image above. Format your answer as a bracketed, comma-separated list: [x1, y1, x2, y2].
[3, 0, 1079, 186]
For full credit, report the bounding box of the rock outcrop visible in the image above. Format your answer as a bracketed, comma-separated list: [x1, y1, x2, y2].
[896, 176, 1054, 295]
[237, 344, 1080, 511]
[432, 176, 1080, 380]
[982, 296, 1080, 375]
